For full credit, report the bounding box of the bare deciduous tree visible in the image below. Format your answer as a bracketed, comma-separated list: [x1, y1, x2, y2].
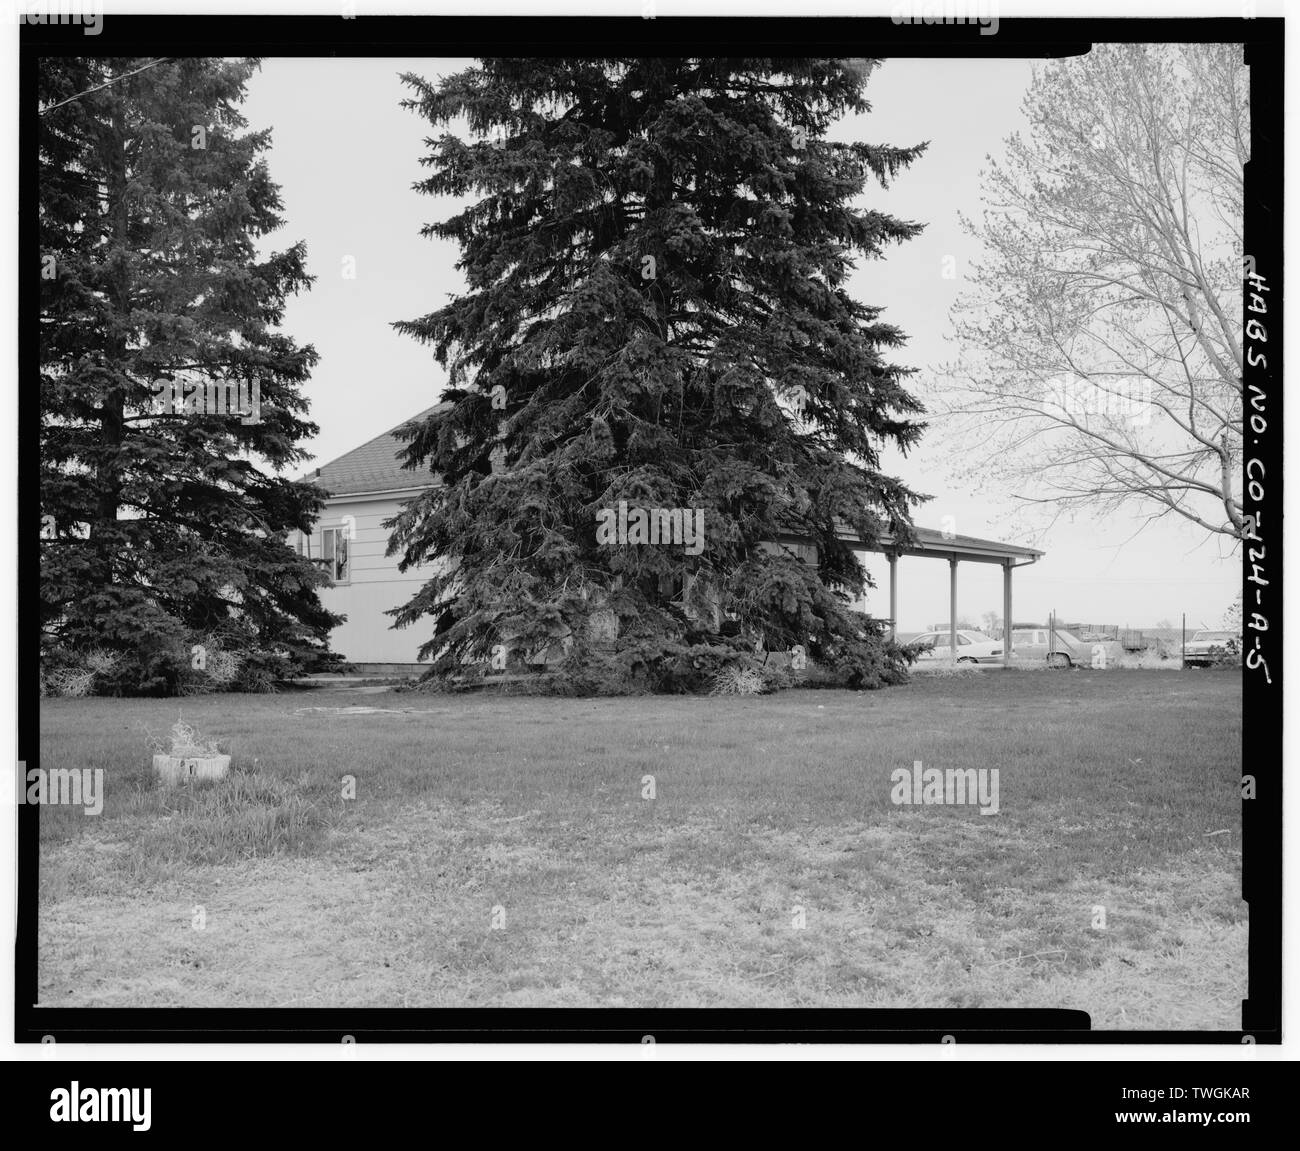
[937, 44, 1247, 545]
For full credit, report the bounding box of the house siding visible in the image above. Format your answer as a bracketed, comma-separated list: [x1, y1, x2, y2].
[294, 491, 442, 665]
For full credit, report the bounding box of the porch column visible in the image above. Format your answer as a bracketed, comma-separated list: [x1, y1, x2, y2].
[888, 554, 898, 641]
[1003, 559, 1013, 668]
[948, 558, 958, 658]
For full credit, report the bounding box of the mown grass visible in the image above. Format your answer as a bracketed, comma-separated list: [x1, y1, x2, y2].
[36, 671, 1243, 1022]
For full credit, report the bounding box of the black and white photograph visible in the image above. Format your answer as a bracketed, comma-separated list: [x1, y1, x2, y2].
[9, 2, 1287, 1088]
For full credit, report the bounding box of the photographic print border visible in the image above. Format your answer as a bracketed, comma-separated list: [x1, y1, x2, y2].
[17, 11, 1282, 1045]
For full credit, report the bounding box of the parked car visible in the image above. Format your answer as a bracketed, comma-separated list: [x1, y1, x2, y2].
[906, 629, 1007, 665]
[1011, 626, 1123, 668]
[1182, 630, 1242, 667]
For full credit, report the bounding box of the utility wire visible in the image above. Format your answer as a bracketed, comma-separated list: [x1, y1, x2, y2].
[39, 57, 173, 116]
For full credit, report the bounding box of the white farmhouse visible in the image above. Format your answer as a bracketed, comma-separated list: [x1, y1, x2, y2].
[294, 405, 1043, 673]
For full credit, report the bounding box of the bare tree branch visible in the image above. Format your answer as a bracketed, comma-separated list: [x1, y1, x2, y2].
[937, 44, 1245, 545]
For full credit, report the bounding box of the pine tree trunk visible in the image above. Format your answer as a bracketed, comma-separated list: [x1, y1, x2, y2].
[93, 101, 129, 592]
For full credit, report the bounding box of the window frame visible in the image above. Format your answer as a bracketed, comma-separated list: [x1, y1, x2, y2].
[321, 525, 352, 586]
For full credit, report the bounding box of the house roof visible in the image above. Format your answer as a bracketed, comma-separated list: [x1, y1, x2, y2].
[304, 404, 451, 496]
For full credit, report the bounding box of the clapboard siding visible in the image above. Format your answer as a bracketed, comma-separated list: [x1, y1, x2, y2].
[297, 493, 444, 664]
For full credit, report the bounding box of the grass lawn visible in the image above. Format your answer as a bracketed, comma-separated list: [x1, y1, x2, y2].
[36, 670, 1244, 1025]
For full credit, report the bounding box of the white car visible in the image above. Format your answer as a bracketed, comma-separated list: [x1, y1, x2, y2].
[906, 629, 1008, 665]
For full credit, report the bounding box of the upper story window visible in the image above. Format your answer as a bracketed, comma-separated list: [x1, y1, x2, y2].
[321, 526, 351, 584]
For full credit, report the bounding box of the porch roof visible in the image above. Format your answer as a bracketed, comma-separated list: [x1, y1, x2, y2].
[795, 522, 1044, 566]
[867, 525, 1044, 566]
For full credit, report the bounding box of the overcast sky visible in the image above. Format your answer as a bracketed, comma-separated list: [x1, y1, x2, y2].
[240, 56, 1240, 632]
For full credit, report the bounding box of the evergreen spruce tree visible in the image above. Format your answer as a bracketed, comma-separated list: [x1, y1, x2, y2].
[39, 57, 341, 693]
[392, 58, 927, 691]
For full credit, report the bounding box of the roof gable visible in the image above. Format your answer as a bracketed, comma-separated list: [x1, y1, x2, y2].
[305, 404, 449, 497]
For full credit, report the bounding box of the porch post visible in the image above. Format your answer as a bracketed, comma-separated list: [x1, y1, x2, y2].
[888, 554, 898, 641]
[1003, 559, 1013, 668]
[948, 558, 958, 658]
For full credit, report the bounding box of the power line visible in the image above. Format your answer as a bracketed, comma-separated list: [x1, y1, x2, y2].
[40, 57, 173, 116]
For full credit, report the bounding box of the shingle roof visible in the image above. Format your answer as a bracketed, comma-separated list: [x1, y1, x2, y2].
[305, 404, 450, 497]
